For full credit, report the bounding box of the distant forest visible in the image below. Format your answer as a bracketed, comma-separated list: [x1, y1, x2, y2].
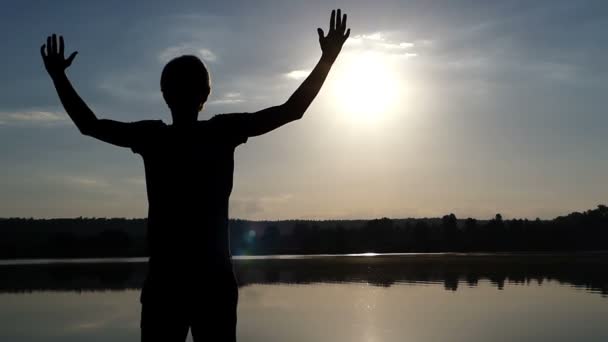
[1, 205, 607, 259]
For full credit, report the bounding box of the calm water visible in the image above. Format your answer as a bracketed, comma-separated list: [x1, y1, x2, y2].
[1, 253, 607, 342]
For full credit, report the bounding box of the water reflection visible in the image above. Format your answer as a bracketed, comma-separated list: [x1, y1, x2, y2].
[0, 253, 607, 296]
[2, 254, 608, 342]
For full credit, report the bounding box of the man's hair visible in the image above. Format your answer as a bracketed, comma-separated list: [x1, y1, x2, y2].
[160, 55, 211, 111]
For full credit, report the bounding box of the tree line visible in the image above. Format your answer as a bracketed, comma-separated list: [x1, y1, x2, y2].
[1, 205, 607, 259]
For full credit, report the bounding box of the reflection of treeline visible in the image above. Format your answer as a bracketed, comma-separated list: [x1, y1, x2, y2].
[1, 253, 607, 296]
[1, 205, 607, 258]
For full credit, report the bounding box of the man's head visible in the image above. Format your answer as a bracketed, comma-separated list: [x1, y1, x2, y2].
[161, 55, 211, 121]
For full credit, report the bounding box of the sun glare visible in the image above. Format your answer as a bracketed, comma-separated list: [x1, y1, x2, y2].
[329, 52, 404, 123]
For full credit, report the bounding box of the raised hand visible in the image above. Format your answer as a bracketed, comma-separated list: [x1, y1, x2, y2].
[317, 9, 351, 62]
[41, 34, 78, 78]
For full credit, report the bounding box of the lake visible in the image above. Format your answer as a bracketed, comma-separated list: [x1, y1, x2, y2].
[1, 253, 607, 342]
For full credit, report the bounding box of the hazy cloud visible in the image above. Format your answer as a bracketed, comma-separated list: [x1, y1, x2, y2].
[158, 44, 218, 63]
[231, 194, 294, 219]
[62, 176, 110, 189]
[98, 71, 160, 105]
[285, 69, 310, 80]
[345, 32, 418, 58]
[208, 92, 245, 105]
[0, 110, 66, 125]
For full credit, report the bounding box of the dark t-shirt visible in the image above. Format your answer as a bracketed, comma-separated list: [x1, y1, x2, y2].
[129, 114, 249, 301]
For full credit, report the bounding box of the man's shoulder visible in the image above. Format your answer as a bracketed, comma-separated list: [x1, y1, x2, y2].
[206, 113, 250, 121]
[129, 119, 167, 136]
[203, 113, 250, 129]
[197, 114, 250, 145]
[197, 114, 240, 129]
[131, 119, 167, 128]
[128, 120, 167, 155]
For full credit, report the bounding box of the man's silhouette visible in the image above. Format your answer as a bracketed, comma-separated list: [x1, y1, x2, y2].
[41, 9, 350, 342]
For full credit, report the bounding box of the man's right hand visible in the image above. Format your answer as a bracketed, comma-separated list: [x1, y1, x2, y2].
[41, 34, 78, 78]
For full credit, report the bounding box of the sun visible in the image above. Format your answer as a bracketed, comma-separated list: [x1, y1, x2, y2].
[329, 51, 404, 123]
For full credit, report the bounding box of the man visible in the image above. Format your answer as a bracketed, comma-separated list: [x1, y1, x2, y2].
[41, 8, 350, 342]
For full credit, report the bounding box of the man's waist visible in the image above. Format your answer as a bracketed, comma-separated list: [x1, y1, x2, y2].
[148, 254, 233, 267]
[147, 215, 229, 226]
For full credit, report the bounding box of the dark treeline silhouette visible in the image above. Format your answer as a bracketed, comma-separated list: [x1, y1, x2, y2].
[1, 253, 607, 296]
[1, 205, 607, 259]
[0, 217, 147, 259]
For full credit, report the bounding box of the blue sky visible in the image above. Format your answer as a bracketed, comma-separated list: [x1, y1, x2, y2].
[1, 0, 607, 219]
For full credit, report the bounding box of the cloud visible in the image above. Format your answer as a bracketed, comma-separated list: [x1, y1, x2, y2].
[124, 177, 146, 186]
[54, 175, 148, 199]
[530, 62, 580, 83]
[0, 110, 66, 125]
[208, 92, 245, 105]
[158, 44, 218, 63]
[230, 194, 293, 219]
[285, 69, 310, 80]
[345, 32, 418, 58]
[424, 36, 583, 87]
[63, 176, 110, 189]
[98, 70, 160, 105]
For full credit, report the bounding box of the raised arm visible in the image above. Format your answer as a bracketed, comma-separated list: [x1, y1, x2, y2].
[41, 34, 137, 148]
[242, 9, 351, 137]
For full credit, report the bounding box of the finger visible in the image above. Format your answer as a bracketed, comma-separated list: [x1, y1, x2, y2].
[341, 13, 347, 31]
[330, 9, 335, 31]
[344, 28, 351, 41]
[40, 44, 46, 58]
[66, 51, 78, 66]
[59, 36, 65, 57]
[317, 28, 325, 40]
[51, 34, 57, 54]
[47, 36, 52, 55]
[336, 9, 342, 29]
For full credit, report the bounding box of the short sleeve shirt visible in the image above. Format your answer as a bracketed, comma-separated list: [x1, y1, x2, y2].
[129, 114, 249, 266]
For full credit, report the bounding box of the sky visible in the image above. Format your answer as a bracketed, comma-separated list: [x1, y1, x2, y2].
[1, 0, 607, 220]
